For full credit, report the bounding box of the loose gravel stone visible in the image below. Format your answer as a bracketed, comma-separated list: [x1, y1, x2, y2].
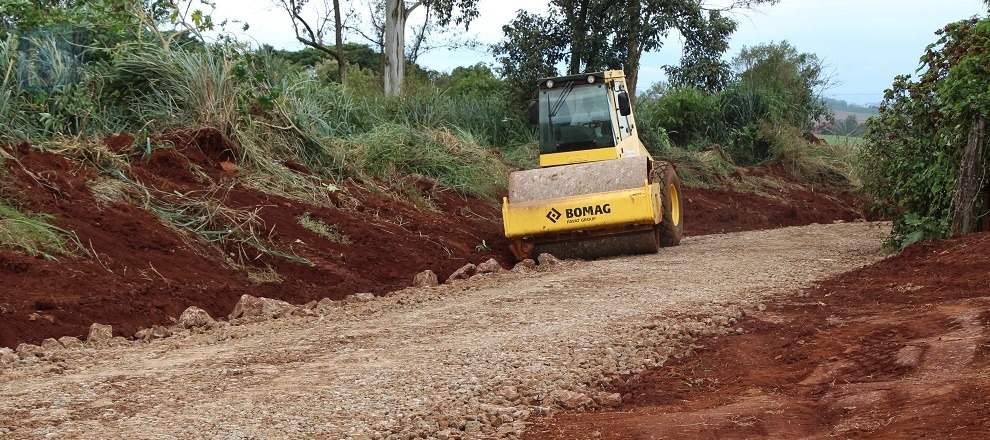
[413, 270, 440, 288]
[476, 259, 503, 274]
[446, 263, 476, 282]
[536, 253, 562, 267]
[178, 306, 216, 329]
[57, 336, 82, 349]
[86, 323, 113, 345]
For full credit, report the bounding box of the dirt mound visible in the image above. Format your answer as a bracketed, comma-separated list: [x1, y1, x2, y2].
[685, 164, 869, 236]
[0, 136, 867, 349]
[0, 133, 513, 348]
[522, 232, 990, 439]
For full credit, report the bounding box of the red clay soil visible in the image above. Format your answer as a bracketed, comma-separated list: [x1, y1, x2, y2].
[684, 165, 868, 236]
[523, 232, 990, 439]
[0, 134, 868, 348]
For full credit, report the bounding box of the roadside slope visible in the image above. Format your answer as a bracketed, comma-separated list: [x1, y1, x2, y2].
[0, 222, 888, 439]
[0, 139, 869, 349]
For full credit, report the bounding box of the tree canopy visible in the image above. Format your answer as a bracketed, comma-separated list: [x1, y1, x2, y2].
[731, 40, 832, 130]
[492, 0, 778, 104]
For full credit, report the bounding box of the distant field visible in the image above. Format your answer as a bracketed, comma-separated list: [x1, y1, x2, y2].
[833, 110, 877, 122]
[820, 134, 866, 146]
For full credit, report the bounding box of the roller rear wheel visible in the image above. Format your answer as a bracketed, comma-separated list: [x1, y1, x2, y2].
[652, 161, 683, 247]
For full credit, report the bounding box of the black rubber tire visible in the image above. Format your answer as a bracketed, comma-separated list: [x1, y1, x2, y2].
[652, 161, 683, 247]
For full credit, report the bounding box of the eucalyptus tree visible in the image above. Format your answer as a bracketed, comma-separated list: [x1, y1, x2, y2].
[382, 0, 478, 95]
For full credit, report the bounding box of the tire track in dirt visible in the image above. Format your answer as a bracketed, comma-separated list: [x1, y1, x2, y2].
[0, 222, 888, 439]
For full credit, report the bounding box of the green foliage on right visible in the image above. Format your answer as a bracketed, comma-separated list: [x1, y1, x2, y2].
[860, 17, 990, 247]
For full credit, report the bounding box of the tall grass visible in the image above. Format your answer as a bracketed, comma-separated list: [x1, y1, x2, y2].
[656, 147, 735, 188]
[0, 36, 30, 142]
[348, 124, 510, 199]
[0, 202, 83, 260]
[106, 45, 240, 132]
[1, 28, 534, 209]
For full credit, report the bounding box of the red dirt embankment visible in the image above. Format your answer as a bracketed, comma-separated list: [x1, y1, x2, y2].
[0, 133, 868, 348]
[524, 231, 990, 439]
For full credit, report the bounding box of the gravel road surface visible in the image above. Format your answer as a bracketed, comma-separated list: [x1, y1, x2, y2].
[0, 222, 890, 439]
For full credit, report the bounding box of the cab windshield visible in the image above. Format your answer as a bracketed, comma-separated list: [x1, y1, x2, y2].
[538, 83, 615, 154]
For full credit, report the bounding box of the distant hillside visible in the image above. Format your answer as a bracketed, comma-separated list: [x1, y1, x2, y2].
[825, 98, 878, 122]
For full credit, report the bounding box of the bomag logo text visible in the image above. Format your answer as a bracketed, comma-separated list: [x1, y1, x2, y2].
[564, 204, 611, 224]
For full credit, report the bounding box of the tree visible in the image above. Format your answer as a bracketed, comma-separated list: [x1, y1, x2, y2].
[663, 8, 736, 92]
[492, 11, 566, 103]
[1, 0, 157, 41]
[276, 0, 346, 83]
[731, 40, 833, 130]
[381, 0, 478, 96]
[493, 0, 778, 105]
[435, 62, 502, 97]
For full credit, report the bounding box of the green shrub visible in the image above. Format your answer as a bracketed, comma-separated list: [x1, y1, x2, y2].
[638, 87, 717, 148]
[860, 17, 990, 247]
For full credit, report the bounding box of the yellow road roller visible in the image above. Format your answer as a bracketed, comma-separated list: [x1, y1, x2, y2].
[502, 70, 683, 260]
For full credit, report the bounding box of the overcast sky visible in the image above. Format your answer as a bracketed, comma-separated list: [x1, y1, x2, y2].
[211, 0, 988, 104]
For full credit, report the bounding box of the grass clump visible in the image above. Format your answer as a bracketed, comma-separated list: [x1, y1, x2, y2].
[146, 188, 311, 266]
[0, 202, 80, 260]
[818, 134, 865, 147]
[297, 212, 351, 245]
[656, 146, 735, 188]
[1, 28, 533, 206]
[349, 124, 511, 200]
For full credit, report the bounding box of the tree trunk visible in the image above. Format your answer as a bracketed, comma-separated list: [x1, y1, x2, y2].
[383, 0, 406, 96]
[626, 45, 640, 107]
[333, 0, 345, 83]
[562, 0, 579, 74]
[625, 0, 641, 107]
[951, 115, 987, 235]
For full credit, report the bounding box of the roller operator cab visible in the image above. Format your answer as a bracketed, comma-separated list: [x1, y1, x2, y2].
[502, 70, 684, 261]
[533, 71, 651, 167]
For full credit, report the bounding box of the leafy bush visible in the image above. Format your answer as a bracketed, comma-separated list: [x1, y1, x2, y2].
[860, 17, 990, 247]
[638, 86, 717, 149]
